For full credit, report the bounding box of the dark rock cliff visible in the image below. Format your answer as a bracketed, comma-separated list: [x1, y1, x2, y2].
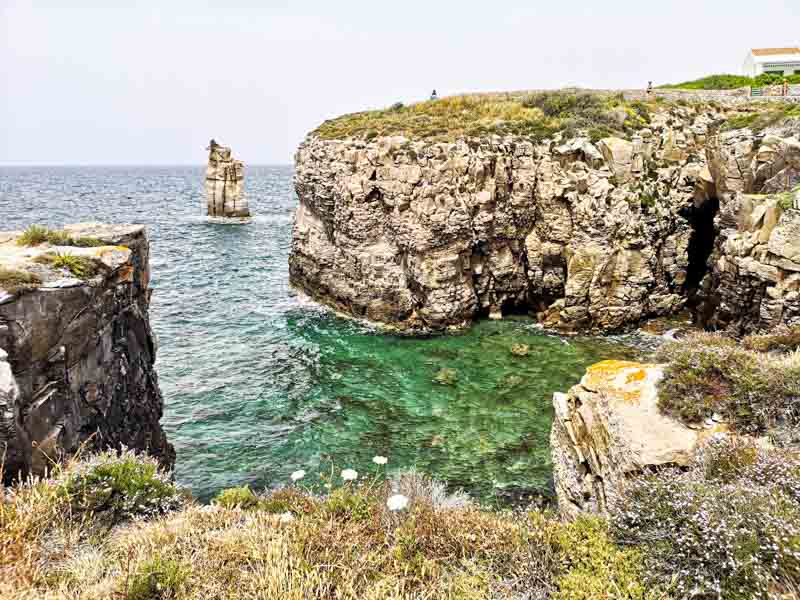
[0, 223, 174, 480]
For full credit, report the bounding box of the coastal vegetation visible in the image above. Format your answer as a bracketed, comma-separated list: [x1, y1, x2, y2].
[656, 331, 800, 434]
[17, 224, 104, 248]
[33, 252, 103, 279]
[1, 450, 658, 600]
[6, 445, 798, 599]
[0, 267, 42, 294]
[659, 73, 800, 90]
[313, 91, 655, 142]
[720, 103, 800, 132]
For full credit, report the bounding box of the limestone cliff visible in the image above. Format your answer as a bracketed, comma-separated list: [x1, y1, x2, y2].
[291, 100, 800, 334]
[698, 127, 800, 332]
[0, 224, 174, 480]
[550, 360, 726, 518]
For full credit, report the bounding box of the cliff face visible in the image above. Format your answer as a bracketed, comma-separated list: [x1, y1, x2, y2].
[0, 224, 174, 480]
[698, 126, 800, 332]
[291, 102, 800, 334]
[291, 106, 711, 334]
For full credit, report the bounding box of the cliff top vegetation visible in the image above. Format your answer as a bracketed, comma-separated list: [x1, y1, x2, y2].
[313, 91, 658, 143]
[659, 73, 800, 90]
[4, 445, 799, 599]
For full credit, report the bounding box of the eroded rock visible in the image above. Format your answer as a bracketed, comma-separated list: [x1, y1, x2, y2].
[206, 140, 249, 217]
[0, 224, 174, 480]
[550, 360, 725, 518]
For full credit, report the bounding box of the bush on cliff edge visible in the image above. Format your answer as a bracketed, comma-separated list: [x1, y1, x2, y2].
[656, 331, 800, 434]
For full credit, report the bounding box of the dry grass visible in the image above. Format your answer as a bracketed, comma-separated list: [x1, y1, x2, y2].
[1, 454, 659, 600]
[313, 91, 658, 142]
[0, 267, 42, 295]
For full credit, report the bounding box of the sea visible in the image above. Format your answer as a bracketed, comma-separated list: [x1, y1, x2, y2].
[0, 165, 641, 504]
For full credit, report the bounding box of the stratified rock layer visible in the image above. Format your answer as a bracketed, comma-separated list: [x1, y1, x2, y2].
[698, 129, 800, 332]
[206, 140, 249, 217]
[0, 224, 174, 480]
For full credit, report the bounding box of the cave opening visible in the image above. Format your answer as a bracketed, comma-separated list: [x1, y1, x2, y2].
[681, 195, 720, 300]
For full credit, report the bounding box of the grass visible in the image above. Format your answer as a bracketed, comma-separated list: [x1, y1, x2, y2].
[33, 252, 103, 279]
[16, 224, 105, 248]
[660, 73, 800, 90]
[656, 332, 800, 433]
[0, 267, 42, 294]
[721, 103, 800, 132]
[313, 91, 657, 142]
[2, 452, 661, 600]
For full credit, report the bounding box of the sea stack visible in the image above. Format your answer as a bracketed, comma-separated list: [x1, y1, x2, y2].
[205, 139, 249, 217]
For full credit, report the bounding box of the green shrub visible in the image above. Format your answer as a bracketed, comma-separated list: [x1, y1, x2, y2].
[16, 225, 106, 248]
[213, 486, 260, 509]
[61, 450, 183, 525]
[126, 556, 189, 600]
[659, 73, 800, 90]
[554, 517, 660, 600]
[743, 324, 800, 352]
[0, 268, 41, 294]
[656, 333, 800, 433]
[33, 252, 102, 279]
[613, 438, 800, 599]
[259, 487, 317, 515]
[322, 486, 373, 522]
[16, 225, 50, 246]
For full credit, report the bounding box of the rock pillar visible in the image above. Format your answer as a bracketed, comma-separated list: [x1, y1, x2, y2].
[205, 140, 249, 217]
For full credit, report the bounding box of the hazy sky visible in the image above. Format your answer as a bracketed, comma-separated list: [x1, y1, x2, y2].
[2, 0, 798, 165]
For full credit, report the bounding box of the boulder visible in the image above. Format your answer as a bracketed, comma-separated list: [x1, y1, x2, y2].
[551, 360, 725, 518]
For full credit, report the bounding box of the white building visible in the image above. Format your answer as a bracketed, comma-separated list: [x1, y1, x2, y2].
[743, 47, 800, 77]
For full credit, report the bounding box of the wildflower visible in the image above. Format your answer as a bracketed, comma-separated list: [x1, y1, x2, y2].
[341, 468, 358, 481]
[290, 470, 306, 482]
[279, 511, 294, 523]
[372, 456, 388, 465]
[387, 494, 409, 511]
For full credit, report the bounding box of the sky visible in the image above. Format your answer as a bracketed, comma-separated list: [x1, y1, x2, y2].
[1, 0, 799, 165]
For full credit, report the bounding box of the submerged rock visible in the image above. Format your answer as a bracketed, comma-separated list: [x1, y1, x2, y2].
[206, 139, 249, 218]
[0, 224, 174, 480]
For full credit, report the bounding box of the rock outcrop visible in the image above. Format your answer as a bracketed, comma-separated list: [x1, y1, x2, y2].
[550, 360, 727, 518]
[697, 127, 800, 332]
[291, 104, 800, 334]
[206, 140, 249, 217]
[291, 108, 710, 333]
[0, 224, 174, 480]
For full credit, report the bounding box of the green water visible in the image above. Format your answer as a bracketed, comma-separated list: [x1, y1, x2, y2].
[1, 165, 644, 505]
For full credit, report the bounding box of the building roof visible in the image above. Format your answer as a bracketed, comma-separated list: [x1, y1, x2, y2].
[751, 47, 800, 57]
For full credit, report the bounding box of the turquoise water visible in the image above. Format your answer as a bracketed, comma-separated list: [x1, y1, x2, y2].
[0, 166, 638, 503]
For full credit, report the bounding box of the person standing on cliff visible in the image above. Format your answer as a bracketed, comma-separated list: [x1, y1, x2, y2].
[430, 89, 438, 101]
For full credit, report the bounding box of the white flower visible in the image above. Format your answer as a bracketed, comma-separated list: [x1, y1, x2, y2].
[341, 468, 358, 481]
[279, 512, 294, 523]
[387, 494, 409, 511]
[290, 470, 306, 482]
[372, 456, 388, 465]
